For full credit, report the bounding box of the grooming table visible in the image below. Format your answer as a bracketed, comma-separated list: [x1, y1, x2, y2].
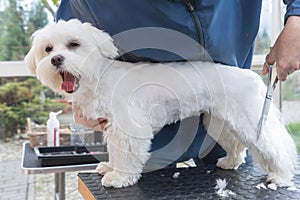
[78, 157, 300, 199]
[21, 142, 99, 200]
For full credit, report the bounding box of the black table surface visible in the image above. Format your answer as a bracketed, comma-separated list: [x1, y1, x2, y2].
[21, 142, 98, 174]
[78, 156, 300, 200]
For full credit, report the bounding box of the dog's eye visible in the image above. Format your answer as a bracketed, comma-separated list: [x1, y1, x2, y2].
[67, 42, 80, 49]
[45, 45, 53, 53]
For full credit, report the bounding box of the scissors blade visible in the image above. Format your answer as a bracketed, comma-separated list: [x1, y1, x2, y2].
[257, 77, 278, 140]
[257, 53, 279, 140]
[257, 96, 273, 136]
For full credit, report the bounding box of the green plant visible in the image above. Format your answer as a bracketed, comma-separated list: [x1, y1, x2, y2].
[0, 78, 69, 139]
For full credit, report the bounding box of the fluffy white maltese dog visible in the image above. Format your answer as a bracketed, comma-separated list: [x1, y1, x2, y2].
[25, 19, 297, 188]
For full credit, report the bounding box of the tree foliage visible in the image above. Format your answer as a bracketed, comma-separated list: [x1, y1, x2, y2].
[0, 0, 27, 60]
[27, 0, 49, 36]
[0, 0, 49, 61]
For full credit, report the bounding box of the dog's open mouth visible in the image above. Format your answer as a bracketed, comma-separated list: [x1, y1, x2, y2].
[60, 71, 80, 93]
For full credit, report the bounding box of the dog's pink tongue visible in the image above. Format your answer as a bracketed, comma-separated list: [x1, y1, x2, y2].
[61, 81, 74, 92]
[61, 72, 75, 92]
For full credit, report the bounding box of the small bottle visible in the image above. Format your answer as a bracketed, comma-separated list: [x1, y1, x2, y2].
[47, 110, 62, 147]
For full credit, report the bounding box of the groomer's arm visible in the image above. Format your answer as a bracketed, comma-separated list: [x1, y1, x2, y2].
[262, 16, 300, 81]
[73, 104, 108, 131]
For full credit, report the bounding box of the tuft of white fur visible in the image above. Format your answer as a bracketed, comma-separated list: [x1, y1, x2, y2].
[256, 183, 267, 190]
[267, 183, 278, 191]
[215, 179, 236, 197]
[173, 172, 180, 179]
[215, 178, 227, 190]
[25, 19, 297, 188]
[287, 186, 298, 191]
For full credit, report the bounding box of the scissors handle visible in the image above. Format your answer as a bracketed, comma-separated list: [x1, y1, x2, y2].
[265, 54, 278, 98]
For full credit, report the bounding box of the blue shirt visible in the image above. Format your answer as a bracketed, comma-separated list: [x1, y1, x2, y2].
[55, 0, 300, 168]
[56, 0, 263, 68]
[55, 0, 300, 69]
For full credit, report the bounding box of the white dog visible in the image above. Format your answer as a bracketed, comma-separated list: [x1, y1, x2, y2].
[25, 19, 297, 188]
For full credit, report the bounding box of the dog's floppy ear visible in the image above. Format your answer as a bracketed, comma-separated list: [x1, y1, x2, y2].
[24, 32, 39, 75]
[83, 22, 119, 59]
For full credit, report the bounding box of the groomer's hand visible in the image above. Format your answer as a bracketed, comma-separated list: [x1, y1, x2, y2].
[73, 104, 108, 131]
[262, 16, 300, 81]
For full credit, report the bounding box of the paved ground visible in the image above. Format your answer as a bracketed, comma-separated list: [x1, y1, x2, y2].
[0, 139, 83, 200]
[0, 140, 33, 200]
[0, 160, 34, 200]
[0, 100, 300, 200]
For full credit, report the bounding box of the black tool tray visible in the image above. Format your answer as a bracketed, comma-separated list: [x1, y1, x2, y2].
[34, 144, 108, 167]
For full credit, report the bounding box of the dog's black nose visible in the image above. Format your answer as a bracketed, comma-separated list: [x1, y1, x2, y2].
[51, 55, 65, 67]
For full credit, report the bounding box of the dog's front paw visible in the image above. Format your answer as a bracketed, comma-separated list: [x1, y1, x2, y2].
[101, 171, 141, 188]
[96, 162, 112, 175]
[267, 173, 294, 187]
[217, 156, 245, 170]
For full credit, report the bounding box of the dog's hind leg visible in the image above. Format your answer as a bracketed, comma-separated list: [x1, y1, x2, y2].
[248, 105, 297, 187]
[211, 65, 296, 186]
[215, 132, 246, 170]
[100, 126, 153, 188]
[203, 114, 246, 170]
[216, 103, 296, 186]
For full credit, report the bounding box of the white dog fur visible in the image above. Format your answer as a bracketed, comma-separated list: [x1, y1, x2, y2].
[25, 19, 297, 188]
